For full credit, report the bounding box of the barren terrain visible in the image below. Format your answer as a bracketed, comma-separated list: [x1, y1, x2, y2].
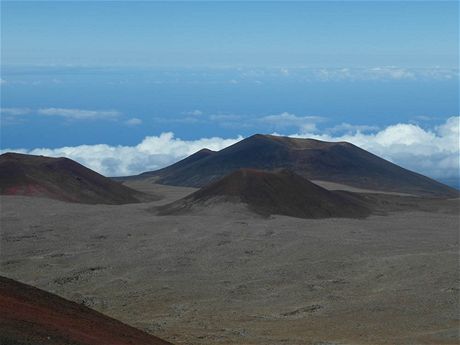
[1, 181, 459, 345]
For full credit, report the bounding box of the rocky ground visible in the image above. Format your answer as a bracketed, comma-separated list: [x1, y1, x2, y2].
[1, 182, 459, 345]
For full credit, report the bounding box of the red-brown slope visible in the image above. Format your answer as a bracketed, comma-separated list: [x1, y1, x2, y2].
[0, 152, 158, 204]
[159, 169, 372, 219]
[0, 276, 172, 345]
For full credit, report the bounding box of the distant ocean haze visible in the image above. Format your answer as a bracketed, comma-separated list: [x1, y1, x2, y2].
[1, 66, 458, 148]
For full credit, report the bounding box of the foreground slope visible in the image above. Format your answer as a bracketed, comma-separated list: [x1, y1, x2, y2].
[0, 276, 172, 345]
[139, 134, 457, 197]
[0, 152, 157, 204]
[159, 168, 371, 219]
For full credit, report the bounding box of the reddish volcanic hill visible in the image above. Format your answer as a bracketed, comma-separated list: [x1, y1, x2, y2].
[0, 276, 172, 345]
[0, 152, 157, 204]
[136, 134, 458, 197]
[159, 169, 372, 219]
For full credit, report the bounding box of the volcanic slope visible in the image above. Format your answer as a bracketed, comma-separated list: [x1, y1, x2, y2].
[0, 152, 158, 204]
[138, 134, 458, 197]
[159, 168, 372, 219]
[135, 148, 216, 182]
[0, 276, 172, 345]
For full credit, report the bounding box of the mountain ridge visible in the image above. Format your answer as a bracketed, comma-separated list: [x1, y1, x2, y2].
[129, 134, 458, 197]
[0, 152, 158, 204]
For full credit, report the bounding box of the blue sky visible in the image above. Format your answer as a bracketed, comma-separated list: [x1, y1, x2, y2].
[2, 1, 458, 67]
[1, 1, 459, 184]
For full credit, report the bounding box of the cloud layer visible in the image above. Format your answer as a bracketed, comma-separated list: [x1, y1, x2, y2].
[2, 133, 242, 177]
[259, 112, 324, 132]
[1, 107, 124, 121]
[286, 116, 459, 181]
[1, 67, 458, 88]
[37, 108, 120, 120]
[1, 118, 458, 182]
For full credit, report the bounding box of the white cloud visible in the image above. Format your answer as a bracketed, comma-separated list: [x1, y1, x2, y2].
[280, 68, 290, 76]
[310, 67, 456, 82]
[314, 68, 348, 81]
[2, 117, 458, 181]
[207, 114, 248, 129]
[162, 117, 203, 124]
[1, 108, 33, 126]
[416, 67, 459, 81]
[286, 116, 460, 180]
[2, 132, 242, 177]
[260, 112, 324, 132]
[327, 123, 380, 134]
[183, 110, 203, 116]
[0, 108, 32, 116]
[368, 66, 415, 80]
[125, 118, 143, 126]
[209, 114, 241, 121]
[38, 108, 120, 120]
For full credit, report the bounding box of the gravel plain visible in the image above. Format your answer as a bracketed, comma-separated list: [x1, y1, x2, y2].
[1, 182, 459, 345]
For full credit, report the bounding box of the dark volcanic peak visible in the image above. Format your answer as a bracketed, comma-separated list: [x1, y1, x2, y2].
[0, 152, 157, 204]
[159, 168, 372, 219]
[0, 276, 172, 345]
[256, 134, 347, 149]
[142, 134, 458, 197]
[130, 147, 216, 182]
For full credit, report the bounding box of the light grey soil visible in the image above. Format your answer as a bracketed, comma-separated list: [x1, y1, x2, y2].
[311, 180, 415, 196]
[1, 182, 459, 345]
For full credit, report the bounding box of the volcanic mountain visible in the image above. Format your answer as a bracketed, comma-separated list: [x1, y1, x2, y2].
[0, 152, 157, 204]
[159, 169, 372, 219]
[0, 276, 172, 345]
[135, 134, 458, 197]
